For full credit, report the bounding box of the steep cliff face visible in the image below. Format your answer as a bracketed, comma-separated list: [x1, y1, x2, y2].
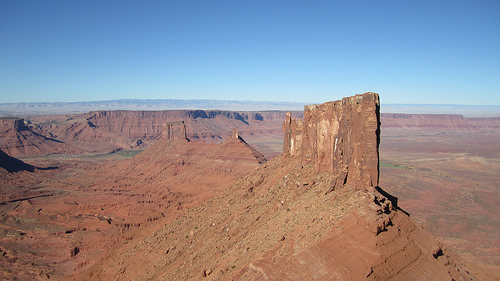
[0, 118, 26, 134]
[162, 121, 188, 141]
[226, 128, 267, 164]
[82, 110, 288, 141]
[0, 117, 79, 157]
[283, 92, 380, 189]
[3, 108, 496, 158]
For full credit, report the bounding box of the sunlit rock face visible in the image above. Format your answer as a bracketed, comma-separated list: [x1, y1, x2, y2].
[162, 121, 188, 141]
[283, 92, 380, 189]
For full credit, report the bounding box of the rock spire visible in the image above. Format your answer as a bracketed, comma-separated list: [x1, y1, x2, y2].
[283, 92, 380, 189]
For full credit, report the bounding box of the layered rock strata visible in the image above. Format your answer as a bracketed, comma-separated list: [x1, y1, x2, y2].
[0, 117, 79, 157]
[0, 117, 26, 134]
[283, 92, 380, 189]
[162, 121, 188, 141]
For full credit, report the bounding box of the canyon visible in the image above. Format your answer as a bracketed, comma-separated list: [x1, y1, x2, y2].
[0, 110, 298, 158]
[2, 110, 497, 159]
[0, 126, 265, 279]
[0, 94, 498, 279]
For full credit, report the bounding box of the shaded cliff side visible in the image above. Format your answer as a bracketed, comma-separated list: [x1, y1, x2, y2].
[0, 149, 35, 173]
[0, 117, 80, 157]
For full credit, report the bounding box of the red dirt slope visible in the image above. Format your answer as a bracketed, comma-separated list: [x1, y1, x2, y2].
[87, 155, 484, 280]
[0, 133, 265, 280]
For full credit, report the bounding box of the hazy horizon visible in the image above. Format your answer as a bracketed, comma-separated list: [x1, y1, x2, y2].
[1, 97, 500, 107]
[1, 98, 499, 117]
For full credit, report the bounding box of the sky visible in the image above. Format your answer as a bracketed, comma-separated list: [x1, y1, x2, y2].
[0, 0, 499, 105]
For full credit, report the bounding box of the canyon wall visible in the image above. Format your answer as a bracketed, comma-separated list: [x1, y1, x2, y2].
[34, 110, 301, 145]
[83, 110, 293, 141]
[2, 107, 497, 158]
[1, 110, 304, 157]
[0, 117, 79, 157]
[283, 92, 380, 189]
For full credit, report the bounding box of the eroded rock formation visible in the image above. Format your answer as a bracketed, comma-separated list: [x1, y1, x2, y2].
[0, 117, 26, 134]
[0, 117, 79, 157]
[225, 128, 267, 164]
[231, 128, 239, 140]
[10, 110, 301, 157]
[283, 92, 380, 189]
[162, 121, 188, 141]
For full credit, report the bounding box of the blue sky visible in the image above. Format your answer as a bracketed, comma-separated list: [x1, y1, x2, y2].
[1, 0, 499, 104]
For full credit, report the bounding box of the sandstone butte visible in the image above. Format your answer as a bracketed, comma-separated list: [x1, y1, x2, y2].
[81, 92, 487, 281]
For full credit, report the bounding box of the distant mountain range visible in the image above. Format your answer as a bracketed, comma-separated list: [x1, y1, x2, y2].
[0, 99, 498, 117]
[0, 99, 305, 116]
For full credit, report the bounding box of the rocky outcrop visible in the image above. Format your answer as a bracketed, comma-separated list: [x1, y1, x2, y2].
[231, 128, 239, 140]
[0, 117, 79, 157]
[162, 121, 188, 141]
[0, 117, 26, 134]
[226, 128, 267, 163]
[283, 92, 380, 189]
[3, 107, 498, 158]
